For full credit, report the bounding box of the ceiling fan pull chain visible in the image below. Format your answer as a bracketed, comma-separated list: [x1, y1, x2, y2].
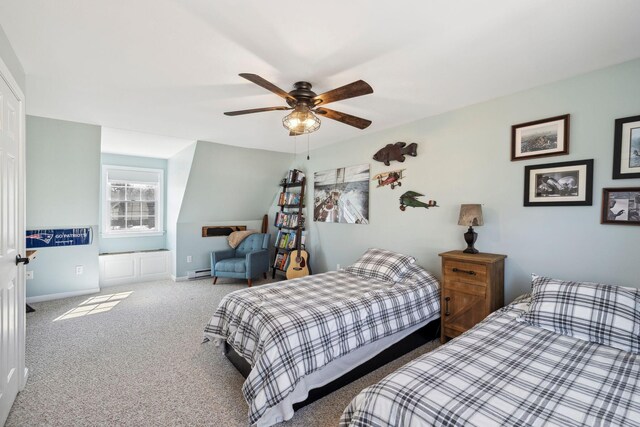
[307, 134, 310, 160]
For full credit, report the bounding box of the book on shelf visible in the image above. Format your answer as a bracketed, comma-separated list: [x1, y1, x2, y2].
[283, 169, 306, 185]
[274, 252, 287, 269]
[274, 229, 305, 250]
[282, 233, 290, 249]
[279, 252, 289, 270]
[278, 191, 301, 206]
[274, 212, 305, 228]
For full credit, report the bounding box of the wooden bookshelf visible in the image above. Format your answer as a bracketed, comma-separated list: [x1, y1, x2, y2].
[272, 170, 306, 278]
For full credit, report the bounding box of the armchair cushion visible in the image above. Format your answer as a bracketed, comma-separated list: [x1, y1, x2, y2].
[215, 258, 247, 274]
[236, 233, 270, 257]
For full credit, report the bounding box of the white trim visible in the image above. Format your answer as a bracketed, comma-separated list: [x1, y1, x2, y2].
[101, 164, 164, 236]
[172, 275, 188, 282]
[0, 55, 25, 102]
[26, 287, 101, 304]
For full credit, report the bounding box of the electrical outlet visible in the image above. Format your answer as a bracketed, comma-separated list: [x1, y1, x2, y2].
[26, 271, 33, 280]
[187, 256, 192, 263]
[337, 264, 341, 270]
[75, 265, 83, 275]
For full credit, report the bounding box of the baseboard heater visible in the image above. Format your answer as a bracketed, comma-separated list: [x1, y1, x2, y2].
[188, 268, 211, 279]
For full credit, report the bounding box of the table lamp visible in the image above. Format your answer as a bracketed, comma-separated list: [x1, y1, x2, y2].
[458, 204, 483, 254]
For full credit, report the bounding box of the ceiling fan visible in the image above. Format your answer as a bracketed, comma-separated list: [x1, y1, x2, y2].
[224, 73, 373, 136]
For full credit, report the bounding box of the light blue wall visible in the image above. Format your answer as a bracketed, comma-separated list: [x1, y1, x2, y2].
[166, 143, 196, 276]
[99, 153, 168, 254]
[292, 58, 640, 302]
[26, 116, 101, 298]
[174, 140, 290, 278]
[0, 24, 25, 94]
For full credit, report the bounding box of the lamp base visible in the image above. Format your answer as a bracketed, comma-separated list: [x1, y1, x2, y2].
[463, 226, 479, 254]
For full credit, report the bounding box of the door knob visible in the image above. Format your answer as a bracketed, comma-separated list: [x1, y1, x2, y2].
[15, 254, 30, 265]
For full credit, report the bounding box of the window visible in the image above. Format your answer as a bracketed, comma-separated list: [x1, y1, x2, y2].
[102, 166, 164, 237]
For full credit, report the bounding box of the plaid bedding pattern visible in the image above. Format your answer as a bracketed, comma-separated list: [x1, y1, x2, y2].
[204, 265, 440, 425]
[519, 275, 640, 354]
[341, 295, 640, 427]
[345, 248, 415, 283]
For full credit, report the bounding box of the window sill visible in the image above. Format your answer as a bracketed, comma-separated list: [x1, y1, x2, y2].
[101, 231, 165, 239]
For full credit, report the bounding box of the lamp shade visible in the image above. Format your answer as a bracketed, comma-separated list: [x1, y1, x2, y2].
[458, 204, 484, 227]
[282, 105, 321, 135]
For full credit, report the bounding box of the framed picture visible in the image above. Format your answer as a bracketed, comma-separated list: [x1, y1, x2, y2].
[524, 159, 593, 206]
[612, 114, 640, 179]
[601, 188, 640, 225]
[313, 164, 369, 224]
[511, 114, 570, 161]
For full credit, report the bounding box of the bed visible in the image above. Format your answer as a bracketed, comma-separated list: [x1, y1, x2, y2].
[203, 249, 441, 427]
[340, 276, 640, 427]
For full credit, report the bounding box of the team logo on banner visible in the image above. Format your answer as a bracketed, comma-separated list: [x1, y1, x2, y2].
[26, 227, 93, 248]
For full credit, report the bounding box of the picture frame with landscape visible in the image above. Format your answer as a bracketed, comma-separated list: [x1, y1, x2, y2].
[524, 159, 593, 206]
[601, 188, 640, 226]
[612, 114, 640, 179]
[511, 114, 570, 161]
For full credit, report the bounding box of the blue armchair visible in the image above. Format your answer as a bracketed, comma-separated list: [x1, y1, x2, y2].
[211, 233, 270, 287]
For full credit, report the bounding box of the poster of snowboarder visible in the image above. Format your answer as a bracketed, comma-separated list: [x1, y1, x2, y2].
[314, 164, 369, 224]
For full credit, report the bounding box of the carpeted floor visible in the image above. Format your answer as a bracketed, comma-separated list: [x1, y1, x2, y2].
[7, 276, 440, 426]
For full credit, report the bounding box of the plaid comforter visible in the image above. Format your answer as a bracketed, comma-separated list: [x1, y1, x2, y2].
[340, 295, 640, 427]
[204, 265, 440, 425]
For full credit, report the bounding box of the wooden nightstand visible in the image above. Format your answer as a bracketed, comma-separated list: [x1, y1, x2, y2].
[438, 250, 506, 343]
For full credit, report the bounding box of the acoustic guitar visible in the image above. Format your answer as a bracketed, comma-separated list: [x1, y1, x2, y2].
[285, 249, 309, 279]
[285, 217, 310, 279]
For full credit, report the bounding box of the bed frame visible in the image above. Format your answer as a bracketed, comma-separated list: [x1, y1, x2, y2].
[224, 317, 440, 410]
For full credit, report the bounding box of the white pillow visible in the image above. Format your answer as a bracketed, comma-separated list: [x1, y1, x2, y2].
[518, 275, 640, 354]
[345, 248, 415, 283]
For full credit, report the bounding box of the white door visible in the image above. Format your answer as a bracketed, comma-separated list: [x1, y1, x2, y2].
[0, 62, 26, 425]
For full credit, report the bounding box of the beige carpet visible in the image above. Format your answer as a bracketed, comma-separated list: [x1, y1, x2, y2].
[7, 276, 439, 426]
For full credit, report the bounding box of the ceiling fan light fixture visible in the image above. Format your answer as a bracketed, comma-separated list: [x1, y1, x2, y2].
[282, 105, 320, 134]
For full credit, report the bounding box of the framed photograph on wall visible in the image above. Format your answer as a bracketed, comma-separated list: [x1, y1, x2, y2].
[524, 159, 593, 206]
[511, 114, 570, 161]
[601, 188, 640, 225]
[612, 114, 640, 179]
[313, 164, 370, 224]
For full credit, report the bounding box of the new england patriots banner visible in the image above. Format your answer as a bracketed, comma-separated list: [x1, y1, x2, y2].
[26, 227, 93, 248]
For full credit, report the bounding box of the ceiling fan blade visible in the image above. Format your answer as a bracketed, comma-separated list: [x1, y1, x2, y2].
[239, 73, 297, 102]
[224, 106, 291, 116]
[313, 80, 373, 106]
[315, 108, 372, 129]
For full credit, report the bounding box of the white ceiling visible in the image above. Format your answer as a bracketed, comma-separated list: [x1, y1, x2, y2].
[1, 0, 640, 155]
[101, 127, 194, 159]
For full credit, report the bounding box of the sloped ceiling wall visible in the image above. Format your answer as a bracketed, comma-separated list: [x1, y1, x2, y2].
[172, 140, 291, 277]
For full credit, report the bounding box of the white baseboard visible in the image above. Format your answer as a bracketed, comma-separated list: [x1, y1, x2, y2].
[26, 287, 101, 303]
[172, 275, 188, 282]
[20, 367, 29, 390]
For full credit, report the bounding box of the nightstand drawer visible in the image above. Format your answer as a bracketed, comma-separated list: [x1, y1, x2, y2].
[443, 260, 487, 284]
